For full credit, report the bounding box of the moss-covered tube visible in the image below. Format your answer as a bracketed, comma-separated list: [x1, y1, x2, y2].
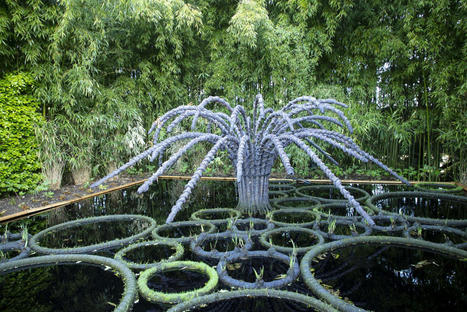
[217, 249, 300, 289]
[137, 260, 218, 304]
[29, 215, 157, 255]
[167, 288, 339, 312]
[269, 208, 318, 228]
[191, 208, 241, 225]
[271, 196, 321, 210]
[114, 240, 184, 270]
[413, 182, 463, 194]
[296, 185, 370, 204]
[259, 226, 324, 255]
[300, 236, 467, 312]
[366, 191, 467, 227]
[151, 220, 215, 244]
[0, 254, 137, 312]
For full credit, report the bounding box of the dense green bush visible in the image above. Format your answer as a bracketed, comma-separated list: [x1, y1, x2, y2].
[0, 1, 465, 183]
[0, 73, 43, 196]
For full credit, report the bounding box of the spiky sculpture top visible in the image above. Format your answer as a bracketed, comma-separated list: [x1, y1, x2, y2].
[91, 94, 410, 224]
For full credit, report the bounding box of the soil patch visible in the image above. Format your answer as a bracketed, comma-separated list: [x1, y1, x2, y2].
[0, 174, 148, 221]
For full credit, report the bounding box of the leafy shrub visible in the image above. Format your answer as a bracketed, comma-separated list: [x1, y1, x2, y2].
[0, 73, 44, 196]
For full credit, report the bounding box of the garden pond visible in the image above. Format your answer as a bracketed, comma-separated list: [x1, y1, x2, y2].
[0, 180, 466, 312]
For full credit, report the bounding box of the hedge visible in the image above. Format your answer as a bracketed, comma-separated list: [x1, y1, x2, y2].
[0, 73, 43, 196]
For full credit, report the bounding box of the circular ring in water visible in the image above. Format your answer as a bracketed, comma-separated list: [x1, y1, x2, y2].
[167, 288, 338, 312]
[190, 231, 252, 260]
[217, 249, 300, 289]
[114, 240, 184, 270]
[0, 254, 137, 312]
[269, 181, 297, 193]
[403, 224, 467, 249]
[269, 190, 289, 199]
[313, 220, 372, 241]
[271, 196, 321, 210]
[29, 214, 157, 255]
[191, 208, 242, 225]
[366, 191, 467, 227]
[300, 236, 467, 312]
[138, 260, 218, 304]
[313, 202, 371, 221]
[2, 232, 24, 241]
[269, 208, 318, 228]
[414, 182, 463, 194]
[152, 220, 215, 244]
[296, 185, 370, 203]
[259, 226, 324, 255]
[0, 240, 31, 263]
[0, 232, 31, 263]
[369, 215, 408, 233]
[231, 217, 275, 237]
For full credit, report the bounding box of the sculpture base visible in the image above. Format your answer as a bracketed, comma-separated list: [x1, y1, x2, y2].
[236, 174, 271, 216]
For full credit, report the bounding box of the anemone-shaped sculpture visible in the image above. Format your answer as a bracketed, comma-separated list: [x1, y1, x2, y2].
[91, 94, 409, 225]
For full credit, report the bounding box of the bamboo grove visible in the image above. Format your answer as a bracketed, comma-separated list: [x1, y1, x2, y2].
[1, 0, 466, 195]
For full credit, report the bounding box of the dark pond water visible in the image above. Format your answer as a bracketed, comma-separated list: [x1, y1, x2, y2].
[40, 219, 153, 249]
[0, 180, 466, 312]
[0, 264, 124, 312]
[374, 195, 467, 220]
[313, 245, 467, 312]
[187, 297, 315, 312]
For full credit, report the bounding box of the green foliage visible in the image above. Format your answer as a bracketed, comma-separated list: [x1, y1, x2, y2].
[0, 73, 43, 196]
[0, 0, 465, 185]
[316, 0, 466, 181]
[0, 267, 53, 312]
[0, 0, 61, 74]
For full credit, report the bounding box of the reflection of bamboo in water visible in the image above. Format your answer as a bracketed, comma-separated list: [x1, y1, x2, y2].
[317, 246, 389, 282]
[313, 246, 390, 303]
[48, 208, 70, 226]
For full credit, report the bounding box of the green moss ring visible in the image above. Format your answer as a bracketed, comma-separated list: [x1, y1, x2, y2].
[403, 223, 467, 249]
[29, 215, 156, 255]
[259, 226, 324, 255]
[313, 220, 372, 241]
[313, 202, 373, 221]
[269, 181, 297, 193]
[190, 231, 252, 260]
[137, 260, 218, 304]
[268, 190, 289, 199]
[271, 196, 321, 210]
[114, 240, 184, 270]
[151, 220, 215, 244]
[414, 182, 463, 193]
[366, 191, 467, 227]
[191, 208, 241, 225]
[269, 208, 318, 228]
[296, 185, 370, 203]
[231, 217, 275, 237]
[217, 249, 300, 289]
[0, 254, 137, 312]
[300, 236, 467, 312]
[167, 289, 338, 312]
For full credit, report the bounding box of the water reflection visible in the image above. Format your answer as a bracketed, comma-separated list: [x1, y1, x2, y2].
[1, 180, 465, 312]
[375, 196, 467, 220]
[313, 245, 467, 311]
[0, 264, 124, 312]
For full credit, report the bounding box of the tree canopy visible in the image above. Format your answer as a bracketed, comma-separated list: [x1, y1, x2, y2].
[0, 0, 465, 194]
